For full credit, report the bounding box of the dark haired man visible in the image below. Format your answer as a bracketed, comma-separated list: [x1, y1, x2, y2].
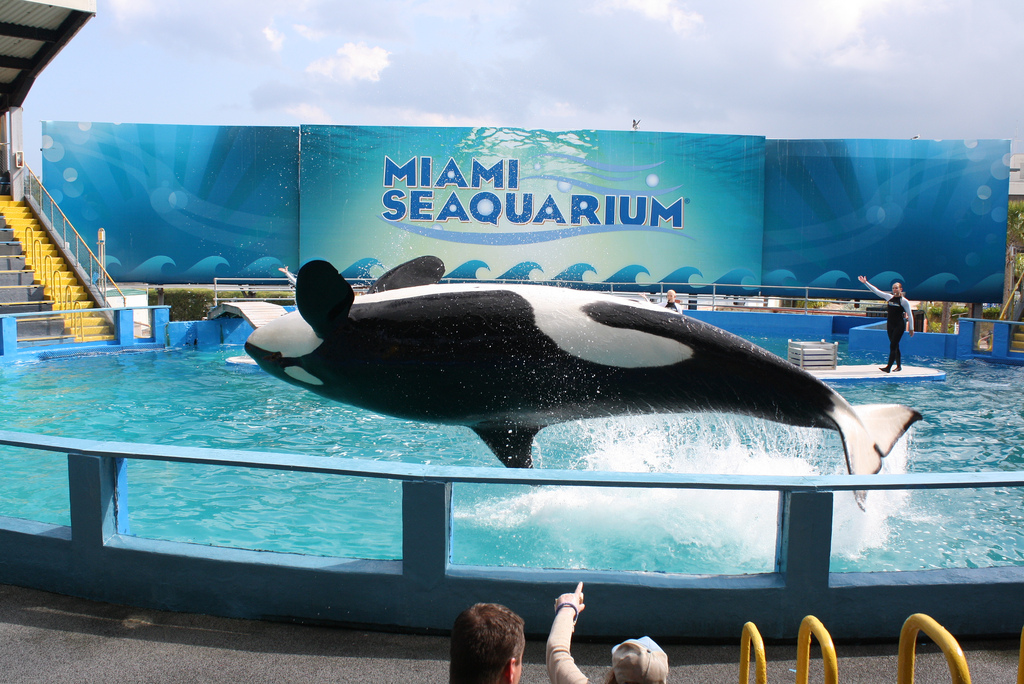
[450, 603, 525, 684]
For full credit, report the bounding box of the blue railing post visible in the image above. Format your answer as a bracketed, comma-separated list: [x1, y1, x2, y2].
[776, 490, 834, 589]
[152, 306, 170, 345]
[402, 480, 452, 588]
[992, 322, 1011, 360]
[115, 308, 134, 345]
[68, 453, 123, 551]
[0, 316, 17, 356]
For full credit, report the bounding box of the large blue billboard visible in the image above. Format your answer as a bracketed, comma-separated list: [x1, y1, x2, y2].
[763, 139, 1009, 301]
[41, 122, 1010, 301]
[299, 126, 765, 287]
[41, 122, 299, 283]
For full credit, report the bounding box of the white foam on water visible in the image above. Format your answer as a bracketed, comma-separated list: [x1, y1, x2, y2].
[454, 414, 914, 573]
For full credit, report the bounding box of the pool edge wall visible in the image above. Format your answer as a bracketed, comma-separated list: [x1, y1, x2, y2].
[3, 447, 1024, 640]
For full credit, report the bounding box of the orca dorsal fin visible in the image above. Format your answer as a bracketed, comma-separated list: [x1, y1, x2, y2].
[367, 256, 445, 294]
[472, 424, 539, 468]
[295, 260, 355, 339]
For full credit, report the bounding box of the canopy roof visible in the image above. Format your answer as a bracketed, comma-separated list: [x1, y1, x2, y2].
[0, 0, 94, 111]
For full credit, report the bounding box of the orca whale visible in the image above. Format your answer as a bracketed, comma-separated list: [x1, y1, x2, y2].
[245, 257, 921, 481]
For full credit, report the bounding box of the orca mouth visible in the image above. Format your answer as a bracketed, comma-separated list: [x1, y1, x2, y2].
[244, 342, 300, 370]
[243, 341, 324, 386]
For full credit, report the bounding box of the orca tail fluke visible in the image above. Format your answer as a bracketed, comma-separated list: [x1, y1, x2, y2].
[472, 424, 539, 468]
[832, 403, 922, 509]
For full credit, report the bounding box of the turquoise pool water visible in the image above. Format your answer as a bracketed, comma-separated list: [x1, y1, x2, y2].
[1, 341, 1022, 574]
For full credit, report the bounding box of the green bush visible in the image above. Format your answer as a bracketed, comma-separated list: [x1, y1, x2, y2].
[148, 289, 216, 322]
[147, 288, 295, 321]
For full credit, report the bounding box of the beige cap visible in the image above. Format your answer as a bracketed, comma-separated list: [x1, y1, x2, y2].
[611, 637, 669, 684]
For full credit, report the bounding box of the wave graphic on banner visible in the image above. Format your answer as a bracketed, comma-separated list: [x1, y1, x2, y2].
[378, 216, 692, 246]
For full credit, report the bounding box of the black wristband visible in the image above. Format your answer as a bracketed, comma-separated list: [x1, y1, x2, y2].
[555, 602, 579, 622]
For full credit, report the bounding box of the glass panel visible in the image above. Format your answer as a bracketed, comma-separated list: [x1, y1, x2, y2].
[973, 321, 994, 353]
[0, 446, 70, 526]
[125, 461, 402, 559]
[452, 483, 779, 574]
[831, 487, 1024, 572]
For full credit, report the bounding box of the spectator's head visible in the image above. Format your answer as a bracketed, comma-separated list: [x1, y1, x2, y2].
[450, 603, 525, 684]
[605, 637, 669, 684]
[666, 290, 677, 302]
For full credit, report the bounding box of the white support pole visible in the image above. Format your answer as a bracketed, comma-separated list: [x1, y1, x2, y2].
[9, 106, 23, 201]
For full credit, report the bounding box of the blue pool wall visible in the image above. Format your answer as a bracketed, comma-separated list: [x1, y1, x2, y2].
[4, 431, 1024, 641]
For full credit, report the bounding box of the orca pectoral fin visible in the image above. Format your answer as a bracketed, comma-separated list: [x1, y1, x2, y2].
[472, 424, 539, 468]
[296, 260, 355, 339]
[367, 256, 445, 294]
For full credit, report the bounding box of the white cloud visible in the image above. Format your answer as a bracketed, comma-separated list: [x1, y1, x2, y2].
[595, 0, 704, 35]
[286, 103, 334, 124]
[293, 24, 325, 42]
[263, 26, 285, 52]
[307, 42, 391, 82]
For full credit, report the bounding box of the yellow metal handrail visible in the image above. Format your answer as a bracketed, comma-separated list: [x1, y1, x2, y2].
[739, 621, 768, 684]
[897, 613, 971, 684]
[21, 165, 124, 301]
[65, 284, 83, 339]
[796, 615, 838, 684]
[1001, 268, 1024, 321]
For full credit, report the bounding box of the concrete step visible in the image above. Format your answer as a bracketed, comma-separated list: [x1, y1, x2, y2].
[0, 255, 25, 270]
[0, 300, 54, 314]
[0, 270, 35, 286]
[0, 284, 45, 303]
[0, 242, 23, 256]
[16, 316, 67, 339]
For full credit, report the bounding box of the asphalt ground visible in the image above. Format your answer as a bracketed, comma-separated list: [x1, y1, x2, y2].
[2, 583, 1020, 683]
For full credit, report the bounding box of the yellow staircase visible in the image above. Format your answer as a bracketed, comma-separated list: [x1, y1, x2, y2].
[0, 196, 115, 343]
[1013, 328, 1024, 354]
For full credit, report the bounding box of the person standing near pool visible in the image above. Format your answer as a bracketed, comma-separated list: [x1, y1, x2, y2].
[858, 275, 915, 373]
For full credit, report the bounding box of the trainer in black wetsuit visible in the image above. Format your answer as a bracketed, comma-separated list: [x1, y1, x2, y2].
[858, 275, 914, 373]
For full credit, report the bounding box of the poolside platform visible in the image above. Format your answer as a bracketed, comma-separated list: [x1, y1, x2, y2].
[809, 364, 946, 384]
[2, 583, 1020, 684]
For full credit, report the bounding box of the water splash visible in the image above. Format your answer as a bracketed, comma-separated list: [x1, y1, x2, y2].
[454, 414, 911, 574]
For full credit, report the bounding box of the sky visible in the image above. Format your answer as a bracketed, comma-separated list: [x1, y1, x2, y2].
[20, 0, 1024, 171]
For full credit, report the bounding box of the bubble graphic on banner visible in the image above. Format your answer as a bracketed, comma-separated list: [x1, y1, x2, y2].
[431, 223, 444, 231]
[475, 198, 495, 216]
[63, 181, 83, 198]
[557, 180, 571, 193]
[991, 157, 1010, 180]
[42, 138, 64, 163]
[534, 162, 542, 170]
[976, 185, 991, 200]
[77, 122, 91, 131]
[579, 200, 589, 210]
[646, 174, 660, 188]
[63, 167, 78, 182]
[965, 253, 981, 267]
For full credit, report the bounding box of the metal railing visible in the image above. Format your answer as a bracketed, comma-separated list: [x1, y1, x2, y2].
[212, 277, 294, 307]
[21, 165, 123, 305]
[3, 429, 1024, 638]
